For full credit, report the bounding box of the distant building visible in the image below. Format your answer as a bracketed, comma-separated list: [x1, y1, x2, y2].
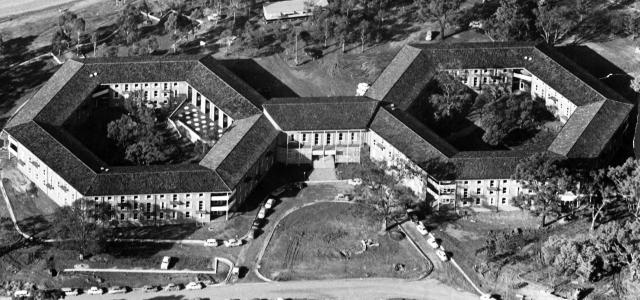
[263, 0, 328, 22]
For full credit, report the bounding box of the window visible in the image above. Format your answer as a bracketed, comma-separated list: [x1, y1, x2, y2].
[115, 84, 119, 88]
[186, 194, 191, 198]
[161, 202, 165, 209]
[146, 195, 151, 200]
[185, 212, 190, 218]
[214, 109, 219, 121]
[94, 197, 99, 201]
[288, 134, 294, 142]
[490, 198, 494, 205]
[120, 214, 124, 220]
[164, 83, 168, 89]
[205, 101, 210, 114]
[134, 195, 139, 200]
[196, 93, 201, 106]
[186, 201, 191, 208]
[314, 134, 320, 145]
[502, 198, 506, 204]
[133, 213, 138, 220]
[199, 193, 203, 197]
[477, 181, 481, 184]
[198, 201, 203, 211]
[473, 77, 478, 87]
[154, 83, 159, 87]
[338, 133, 343, 142]
[351, 132, 357, 142]
[134, 83, 139, 88]
[133, 202, 138, 210]
[124, 84, 129, 91]
[223, 115, 228, 128]
[503, 180, 507, 183]
[154, 91, 158, 97]
[464, 181, 468, 184]
[302, 134, 307, 142]
[326, 134, 331, 144]
[160, 195, 165, 199]
[476, 188, 481, 195]
[490, 180, 494, 187]
[502, 187, 507, 193]
[475, 198, 480, 205]
[145, 83, 149, 87]
[107, 196, 112, 201]
[146, 203, 151, 212]
[144, 91, 149, 99]
[463, 189, 468, 198]
[159, 212, 164, 219]
[172, 212, 177, 219]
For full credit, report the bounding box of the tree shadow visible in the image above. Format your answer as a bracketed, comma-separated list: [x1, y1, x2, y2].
[220, 59, 298, 98]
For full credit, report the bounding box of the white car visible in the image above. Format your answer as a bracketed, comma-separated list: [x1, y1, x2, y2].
[258, 207, 267, 219]
[347, 178, 363, 186]
[160, 256, 171, 270]
[265, 198, 275, 209]
[436, 249, 449, 262]
[13, 290, 31, 298]
[204, 239, 220, 247]
[107, 286, 127, 294]
[61, 288, 78, 296]
[87, 287, 103, 295]
[185, 282, 204, 290]
[415, 221, 429, 235]
[480, 294, 498, 300]
[427, 236, 439, 249]
[224, 238, 243, 247]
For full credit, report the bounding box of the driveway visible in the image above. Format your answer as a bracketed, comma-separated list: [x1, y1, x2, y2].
[70, 278, 478, 300]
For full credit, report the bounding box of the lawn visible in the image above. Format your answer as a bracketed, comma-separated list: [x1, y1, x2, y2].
[261, 202, 427, 281]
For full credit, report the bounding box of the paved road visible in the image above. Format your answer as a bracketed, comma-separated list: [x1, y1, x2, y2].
[70, 278, 478, 300]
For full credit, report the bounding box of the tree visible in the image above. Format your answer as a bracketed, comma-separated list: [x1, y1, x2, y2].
[358, 20, 372, 53]
[480, 93, 548, 146]
[125, 137, 167, 165]
[165, 12, 179, 35]
[535, 4, 578, 45]
[117, 4, 143, 45]
[415, 0, 463, 40]
[91, 32, 98, 57]
[0, 34, 4, 56]
[512, 152, 566, 227]
[51, 29, 69, 56]
[73, 17, 86, 55]
[58, 11, 78, 37]
[427, 72, 474, 125]
[485, 0, 536, 41]
[580, 169, 617, 232]
[141, 37, 159, 55]
[228, 0, 242, 30]
[51, 199, 108, 256]
[107, 114, 140, 147]
[608, 158, 640, 221]
[333, 15, 351, 53]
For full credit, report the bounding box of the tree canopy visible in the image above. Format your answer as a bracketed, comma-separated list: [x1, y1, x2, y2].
[479, 92, 548, 146]
[51, 199, 111, 256]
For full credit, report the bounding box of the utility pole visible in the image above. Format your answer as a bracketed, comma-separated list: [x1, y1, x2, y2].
[294, 28, 299, 65]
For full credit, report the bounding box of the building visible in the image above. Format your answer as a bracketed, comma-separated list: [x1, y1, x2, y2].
[262, 0, 328, 22]
[3, 42, 634, 224]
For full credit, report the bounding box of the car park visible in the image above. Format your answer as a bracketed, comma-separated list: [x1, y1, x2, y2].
[415, 221, 429, 235]
[142, 285, 158, 293]
[252, 219, 262, 229]
[436, 249, 449, 262]
[224, 238, 243, 247]
[161, 256, 171, 270]
[205, 239, 220, 247]
[258, 207, 267, 219]
[265, 198, 275, 209]
[107, 286, 127, 294]
[87, 287, 103, 295]
[186, 282, 204, 290]
[427, 236, 439, 248]
[164, 283, 181, 291]
[61, 288, 79, 296]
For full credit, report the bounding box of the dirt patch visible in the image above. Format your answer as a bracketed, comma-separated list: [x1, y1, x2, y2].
[262, 202, 426, 280]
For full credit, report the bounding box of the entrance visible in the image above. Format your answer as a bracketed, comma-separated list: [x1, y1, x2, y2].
[312, 155, 335, 169]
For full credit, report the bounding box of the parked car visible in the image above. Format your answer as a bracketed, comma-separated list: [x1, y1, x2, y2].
[480, 294, 498, 300]
[13, 290, 31, 298]
[87, 287, 103, 295]
[164, 283, 181, 292]
[415, 221, 429, 235]
[61, 288, 79, 296]
[271, 186, 286, 197]
[265, 198, 275, 209]
[252, 219, 262, 229]
[142, 285, 158, 293]
[205, 239, 220, 247]
[224, 238, 243, 247]
[258, 207, 267, 219]
[161, 256, 171, 270]
[347, 178, 363, 186]
[427, 236, 439, 249]
[335, 193, 346, 201]
[436, 249, 449, 262]
[107, 286, 127, 294]
[186, 282, 204, 290]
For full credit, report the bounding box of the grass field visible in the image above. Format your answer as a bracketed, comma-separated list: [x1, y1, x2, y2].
[261, 202, 426, 281]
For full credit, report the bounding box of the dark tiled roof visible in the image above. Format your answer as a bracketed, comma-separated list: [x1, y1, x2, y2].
[369, 105, 457, 162]
[549, 99, 633, 158]
[450, 150, 534, 180]
[263, 97, 380, 131]
[200, 115, 279, 189]
[365, 46, 435, 110]
[6, 121, 99, 193]
[85, 164, 229, 196]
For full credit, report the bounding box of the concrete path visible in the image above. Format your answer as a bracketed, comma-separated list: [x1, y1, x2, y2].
[68, 278, 478, 300]
[63, 267, 218, 275]
[0, 174, 32, 240]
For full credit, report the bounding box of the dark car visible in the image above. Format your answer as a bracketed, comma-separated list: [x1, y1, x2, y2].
[304, 48, 323, 60]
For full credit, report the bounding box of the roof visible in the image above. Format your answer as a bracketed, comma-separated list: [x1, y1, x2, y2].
[200, 115, 279, 189]
[549, 99, 633, 158]
[170, 103, 218, 141]
[263, 0, 328, 21]
[450, 151, 535, 180]
[369, 105, 457, 162]
[263, 97, 380, 131]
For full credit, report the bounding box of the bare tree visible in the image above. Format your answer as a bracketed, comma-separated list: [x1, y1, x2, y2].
[415, 0, 463, 40]
[535, 4, 578, 45]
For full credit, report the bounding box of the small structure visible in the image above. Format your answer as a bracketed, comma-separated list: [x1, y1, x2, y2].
[263, 0, 329, 22]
